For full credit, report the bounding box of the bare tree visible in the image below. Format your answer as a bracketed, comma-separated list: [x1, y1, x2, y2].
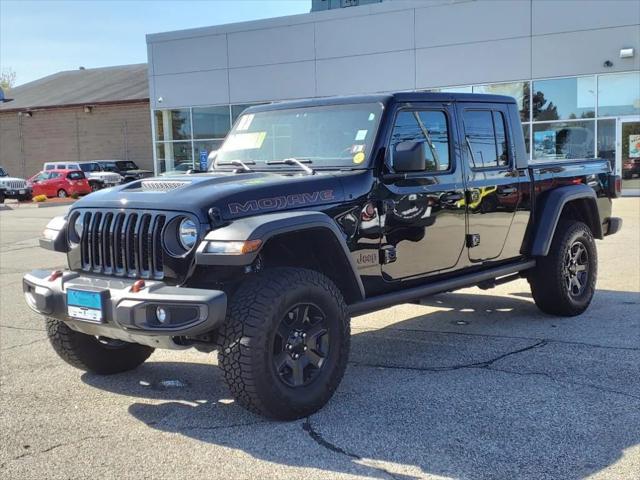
[0, 68, 17, 91]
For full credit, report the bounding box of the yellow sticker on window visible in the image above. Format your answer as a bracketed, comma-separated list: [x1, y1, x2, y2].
[353, 152, 365, 164]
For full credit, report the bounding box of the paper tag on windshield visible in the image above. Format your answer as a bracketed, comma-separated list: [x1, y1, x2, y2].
[355, 129, 368, 141]
[236, 114, 254, 131]
[222, 132, 266, 151]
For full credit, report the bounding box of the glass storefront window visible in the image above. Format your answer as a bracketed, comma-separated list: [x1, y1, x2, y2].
[597, 119, 616, 168]
[194, 140, 224, 169]
[155, 141, 193, 173]
[436, 86, 473, 94]
[192, 106, 231, 139]
[532, 120, 595, 161]
[154, 109, 192, 141]
[522, 124, 531, 155]
[473, 82, 529, 122]
[532, 76, 596, 121]
[598, 72, 640, 117]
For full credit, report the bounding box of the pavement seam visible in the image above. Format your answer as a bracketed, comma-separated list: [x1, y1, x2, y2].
[302, 417, 404, 480]
[4, 435, 110, 466]
[349, 340, 547, 373]
[352, 326, 640, 352]
[487, 366, 640, 402]
[0, 338, 47, 351]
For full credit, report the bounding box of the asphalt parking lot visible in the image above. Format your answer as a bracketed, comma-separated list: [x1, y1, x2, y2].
[1, 199, 639, 480]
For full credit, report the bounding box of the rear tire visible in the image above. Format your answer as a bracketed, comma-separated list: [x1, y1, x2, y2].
[528, 220, 597, 316]
[218, 268, 350, 420]
[46, 318, 154, 374]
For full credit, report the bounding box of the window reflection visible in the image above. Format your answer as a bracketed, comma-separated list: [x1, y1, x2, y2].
[473, 82, 529, 122]
[533, 77, 596, 121]
[155, 142, 193, 173]
[192, 107, 230, 139]
[532, 121, 595, 161]
[154, 109, 191, 141]
[598, 72, 640, 117]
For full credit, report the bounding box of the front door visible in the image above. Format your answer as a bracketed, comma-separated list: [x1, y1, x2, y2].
[379, 103, 466, 281]
[458, 104, 521, 262]
[618, 117, 640, 195]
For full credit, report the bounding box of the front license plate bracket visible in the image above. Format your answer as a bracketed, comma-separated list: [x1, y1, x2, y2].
[66, 288, 109, 323]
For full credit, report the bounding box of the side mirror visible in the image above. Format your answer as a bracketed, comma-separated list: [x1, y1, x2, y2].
[393, 141, 426, 173]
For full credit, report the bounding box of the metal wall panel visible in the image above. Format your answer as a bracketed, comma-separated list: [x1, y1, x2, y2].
[228, 24, 315, 68]
[153, 70, 229, 108]
[415, 37, 531, 89]
[315, 8, 414, 59]
[229, 61, 316, 103]
[415, 0, 530, 48]
[532, 25, 640, 78]
[151, 34, 228, 75]
[316, 50, 415, 96]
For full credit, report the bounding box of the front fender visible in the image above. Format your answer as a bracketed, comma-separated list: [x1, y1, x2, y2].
[195, 210, 365, 299]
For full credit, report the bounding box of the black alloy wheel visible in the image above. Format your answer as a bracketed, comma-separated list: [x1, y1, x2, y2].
[272, 303, 330, 388]
[563, 240, 589, 297]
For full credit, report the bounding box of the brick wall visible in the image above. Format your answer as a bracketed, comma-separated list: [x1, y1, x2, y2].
[0, 102, 152, 179]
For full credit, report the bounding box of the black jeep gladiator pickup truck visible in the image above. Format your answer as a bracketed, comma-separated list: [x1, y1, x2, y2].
[23, 93, 622, 420]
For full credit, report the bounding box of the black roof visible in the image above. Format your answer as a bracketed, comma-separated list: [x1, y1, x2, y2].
[245, 92, 516, 113]
[0, 64, 148, 112]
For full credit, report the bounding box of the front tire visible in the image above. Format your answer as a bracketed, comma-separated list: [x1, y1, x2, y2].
[46, 318, 154, 374]
[218, 268, 350, 420]
[528, 220, 597, 316]
[57, 189, 68, 198]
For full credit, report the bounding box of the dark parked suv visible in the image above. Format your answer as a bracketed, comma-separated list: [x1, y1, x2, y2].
[24, 93, 622, 420]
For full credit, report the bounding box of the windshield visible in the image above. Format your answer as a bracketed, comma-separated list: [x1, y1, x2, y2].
[99, 162, 118, 172]
[0, 167, 6, 177]
[213, 102, 383, 170]
[116, 161, 138, 170]
[79, 163, 101, 173]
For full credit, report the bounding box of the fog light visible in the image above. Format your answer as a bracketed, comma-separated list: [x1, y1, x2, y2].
[156, 307, 168, 324]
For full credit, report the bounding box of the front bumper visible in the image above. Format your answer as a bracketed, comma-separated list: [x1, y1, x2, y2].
[23, 270, 227, 349]
[3, 187, 31, 198]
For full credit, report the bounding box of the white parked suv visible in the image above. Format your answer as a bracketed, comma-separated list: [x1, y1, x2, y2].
[0, 166, 31, 203]
[43, 161, 122, 191]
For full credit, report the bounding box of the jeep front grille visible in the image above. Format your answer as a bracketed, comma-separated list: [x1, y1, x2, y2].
[2, 180, 27, 189]
[77, 210, 166, 279]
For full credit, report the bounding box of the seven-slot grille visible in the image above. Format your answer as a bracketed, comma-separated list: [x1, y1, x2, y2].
[2, 180, 27, 189]
[76, 210, 166, 279]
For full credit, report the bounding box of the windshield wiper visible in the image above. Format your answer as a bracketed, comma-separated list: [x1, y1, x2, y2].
[266, 158, 315, 175]
[214, 160, 255, 172]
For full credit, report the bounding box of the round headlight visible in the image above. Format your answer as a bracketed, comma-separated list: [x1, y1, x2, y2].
[69, 214, 83, 244]
[178, 218, 198, 250]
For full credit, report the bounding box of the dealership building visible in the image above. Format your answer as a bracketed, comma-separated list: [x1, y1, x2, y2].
[146, 0, 640, 192]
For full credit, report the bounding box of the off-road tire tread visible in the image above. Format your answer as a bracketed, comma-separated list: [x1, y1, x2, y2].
[529, 219, 597, 316]
[46, 318, 154, 374]
[218, 267, 350, 420]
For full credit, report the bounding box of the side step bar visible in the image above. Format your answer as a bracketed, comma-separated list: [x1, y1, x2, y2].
[348, 260, 536, 316]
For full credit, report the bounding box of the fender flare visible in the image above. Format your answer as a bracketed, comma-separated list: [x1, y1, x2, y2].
[530, 184, 601, 256]
[195, 211, 365, 300]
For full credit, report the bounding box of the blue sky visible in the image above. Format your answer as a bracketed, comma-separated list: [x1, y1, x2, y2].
[1, 0, 311, 86]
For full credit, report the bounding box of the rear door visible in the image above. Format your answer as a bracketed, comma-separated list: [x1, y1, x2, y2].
[379, 102, 466, 280]
[459, 104, 521, 262]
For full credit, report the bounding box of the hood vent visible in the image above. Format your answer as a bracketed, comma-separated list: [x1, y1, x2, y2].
[140, 180, 191, 192]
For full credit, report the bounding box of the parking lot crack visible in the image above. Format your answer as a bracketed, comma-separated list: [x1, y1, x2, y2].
[488, 366, 640, 401]
[350, 340, 547, 373]
[8, 435, 110, 463]
[302, 417, 408, 480]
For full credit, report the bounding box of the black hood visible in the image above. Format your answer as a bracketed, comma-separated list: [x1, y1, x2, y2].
[71, 171, 358, 224]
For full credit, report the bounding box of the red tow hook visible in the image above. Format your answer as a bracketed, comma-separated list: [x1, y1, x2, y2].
[48, 270, 63, 282]
[130, 279, 146, 293]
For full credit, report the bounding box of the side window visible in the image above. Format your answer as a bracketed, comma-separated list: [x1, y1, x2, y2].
[464, 110, 510, 168]
[49, 172, 60, 179]
[45, 164, 54, 170]
[389, 110, 450, 172]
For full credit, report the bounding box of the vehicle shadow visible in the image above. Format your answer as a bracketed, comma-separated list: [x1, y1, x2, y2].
[82, 288, 640, 479]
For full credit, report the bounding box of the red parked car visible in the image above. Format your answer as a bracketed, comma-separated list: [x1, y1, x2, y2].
[28, 170, 92, 198]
